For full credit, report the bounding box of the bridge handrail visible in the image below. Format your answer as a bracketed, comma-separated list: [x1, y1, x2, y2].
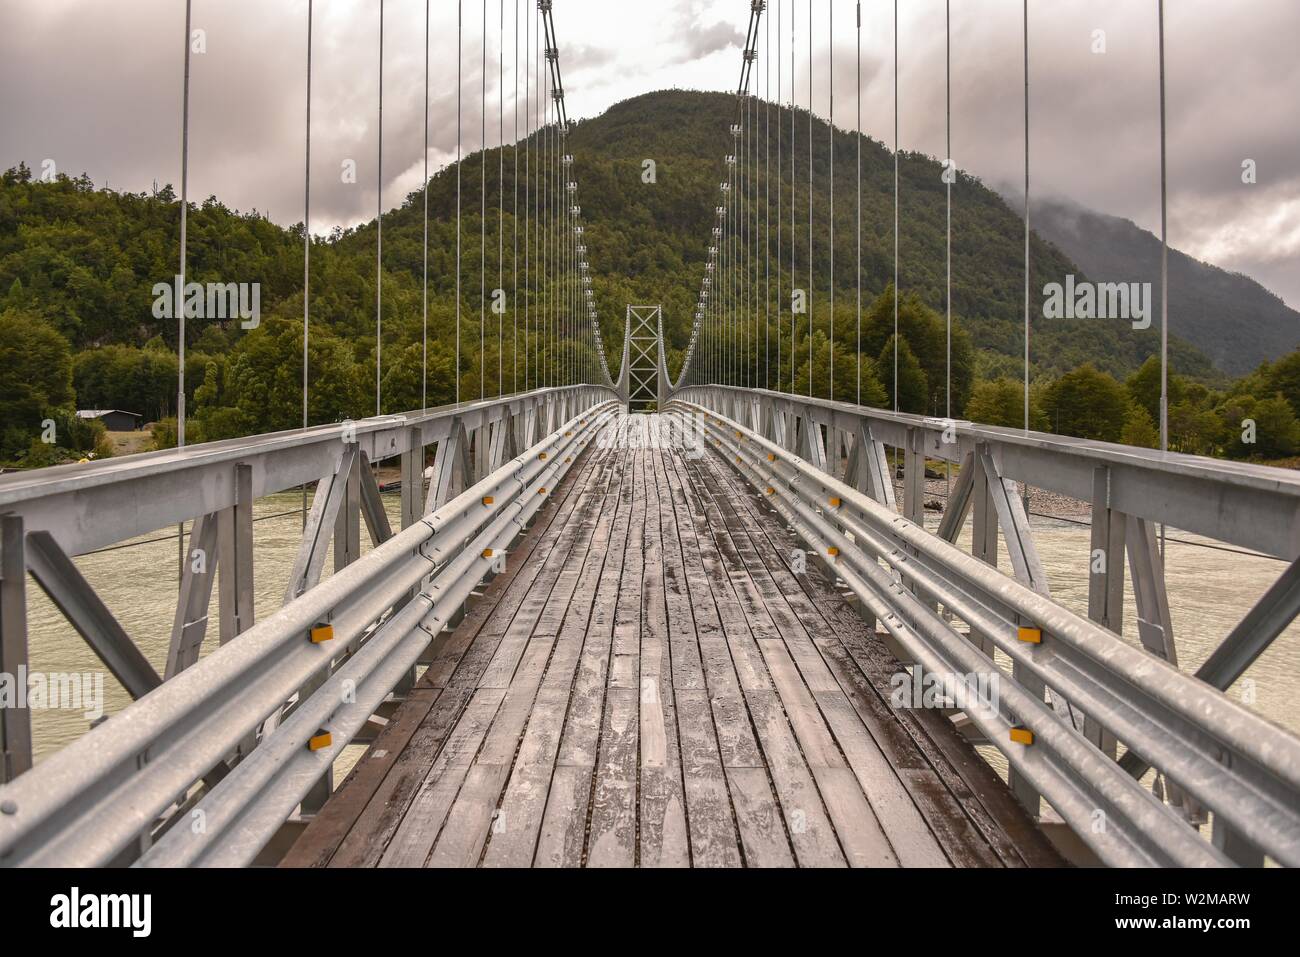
[0, 403, 619, 867]
[0, 384, 615, 559]
[676, 399, 1300, 867]
[675, 384, 1300, 560]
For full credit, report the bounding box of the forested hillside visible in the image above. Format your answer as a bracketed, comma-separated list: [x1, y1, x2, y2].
[3, 89, 1292, 467]
[1028, 196, 1299, 376]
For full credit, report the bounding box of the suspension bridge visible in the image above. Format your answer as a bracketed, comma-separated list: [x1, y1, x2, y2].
[1, 1, 1299, 870]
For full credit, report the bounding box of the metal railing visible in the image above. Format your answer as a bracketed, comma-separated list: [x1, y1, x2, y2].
[0, 400, 618, 866]
[668, 389, 1300, 866]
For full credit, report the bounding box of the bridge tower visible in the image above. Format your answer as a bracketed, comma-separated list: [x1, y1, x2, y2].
[621, 304, 664, 413]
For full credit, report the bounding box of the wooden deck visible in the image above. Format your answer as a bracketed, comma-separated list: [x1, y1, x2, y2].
[283, 415, 1062, 868]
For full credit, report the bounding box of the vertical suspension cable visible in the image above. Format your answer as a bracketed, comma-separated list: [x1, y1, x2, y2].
[481, 0, 487, 402]
[513, 0, 519, 394]
[1158, 0, 1169, 458]
[790, 0, 796, 393]
[829, 0, 834, 401]
[524, 1, 530, 391]
[1022, 0, 1030, 433]
[856, 0, 861, 406]
[302, 0, 313, 529]
[743, 94, 754, 390]
[498, 0, 504, 396]
[376, 0, 384, 416]
[945, 0, 951, 424]
[422, 0, 429, 409]
[1158, 0, 1169, 557]
[457, 0, 463, 404]
[177, 0, 192, 578]
[765, 4, 771, 391]
[807, 0, 812, 399]
[777, 0, 782, 393]
[304, 0, 313, 430]
[753, 87, 759, 388]
[892, 0, 898, 412]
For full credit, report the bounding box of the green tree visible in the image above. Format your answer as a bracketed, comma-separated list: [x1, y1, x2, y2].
[876, 334, 929, 414]
[1125, 355, 1187, 423]
[1264, 351, 1300, 417]
[0, 312, 75, 458]
[794, 331, 888, 406]
[963, 377, 1048, 430]
[1043, 363, 1128, 442]
[1120, 404, 1159, 449]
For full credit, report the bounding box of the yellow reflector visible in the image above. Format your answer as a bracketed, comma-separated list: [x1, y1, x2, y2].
[829, 497, 842, 508]
[827, 546, 840, 557]
[1009, 726, 1034, 746]
[1017, 626, 1043, 644]
[482, 495, 495, 506]
[539, 452, 548, 460]
[308, 731, 332, 752]
[767, 453, 776, 462]
[482, 548, 494, 559]
[309, 623, 334, 644]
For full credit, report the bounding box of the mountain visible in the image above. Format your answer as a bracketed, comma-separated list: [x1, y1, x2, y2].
[1027, 196, 1299, 376]
[2, 88, 1240, 448]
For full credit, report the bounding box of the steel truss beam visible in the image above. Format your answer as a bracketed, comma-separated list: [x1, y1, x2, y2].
[669, 390, 1300, 867]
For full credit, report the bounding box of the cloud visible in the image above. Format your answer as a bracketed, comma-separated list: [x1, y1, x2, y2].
[1, 0, 1297, 304]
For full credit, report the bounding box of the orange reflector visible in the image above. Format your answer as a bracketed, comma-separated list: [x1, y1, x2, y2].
[767, 453, 777, 462]
[829, 497, 842, 508]
[310, 623, 334, 644]
[765, 487, 775, 495]
[1009, 726, 1034, 746]
[308, 731, 332, 752]
[538, 487, 548, 495]
[565, 431, 572, 437]
[482, 548, 494, 559]
[482, 495, 495, 506]
[1017, 626, 1043, 644]
[735, 430, 743, 439]
[539, 452, 548, 460]
[827, 546, 840, 557]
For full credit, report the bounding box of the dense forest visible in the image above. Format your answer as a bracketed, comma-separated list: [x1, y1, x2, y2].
[1029, 195, 1300, 376]
[1, 89, 1296, 467]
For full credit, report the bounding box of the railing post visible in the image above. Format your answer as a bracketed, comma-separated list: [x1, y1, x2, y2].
[1086, 466, 1124, 757]
[400, 428, 424, 529]
[903, 427, 925, 525]
[0, 513, 32, 783]
[333, 451, 362, 573]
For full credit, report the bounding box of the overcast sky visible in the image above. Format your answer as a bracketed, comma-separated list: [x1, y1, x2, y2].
[2, 0, 1298, 306]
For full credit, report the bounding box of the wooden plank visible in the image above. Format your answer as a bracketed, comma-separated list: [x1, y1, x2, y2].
[482, 448, 630, 867]
[377, 687, 507, 867]
[534, 765, 594, 867]
[584, 444, 649, 868]
[424, 441, 623, 867]
[637, 449, 691, 868]
[687, 452, 948, 867]
[699, 443, 1061, 868]
[285, 445, 606, 867]
[726, 767, 796, 868]
[342, 449, 610, 867]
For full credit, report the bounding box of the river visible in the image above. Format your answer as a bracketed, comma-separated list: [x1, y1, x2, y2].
[20, 490, 1300, 780]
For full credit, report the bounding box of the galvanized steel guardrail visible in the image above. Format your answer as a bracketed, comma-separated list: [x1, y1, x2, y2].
[0, 402, 618, 867]
[670, 400, 1300, 868]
